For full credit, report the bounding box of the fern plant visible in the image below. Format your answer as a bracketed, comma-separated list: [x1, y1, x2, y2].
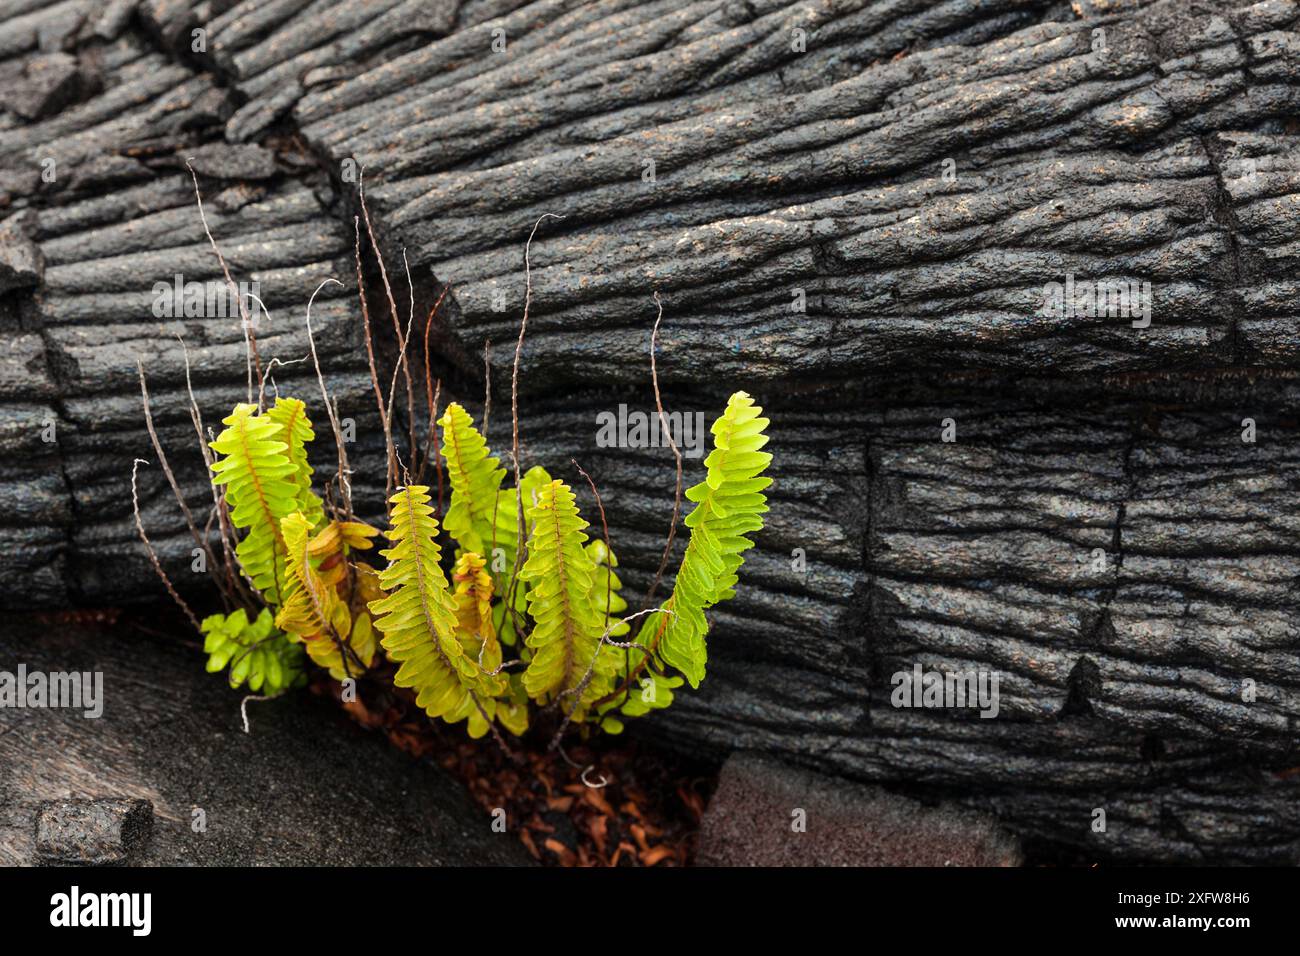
[200, 397, 380, 695]
[129, 179, 775, 767]
[177, 381, 771, 746]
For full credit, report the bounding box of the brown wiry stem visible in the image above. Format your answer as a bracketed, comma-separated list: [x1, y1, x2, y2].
[258, 354, 309, 402]
[359, 169, 416, 479]
[644, 291, 683, 609]
[596, 585, 680, 709]
[481, 338, 492, 435]
[416, 283, 450, 500]
[137, 360, 226, 604]
[472, 692, 522, 765]
[593, 293, 688, 710]
[423, 380, 443, 515]
[131, 458, 202, 632]
[305, 277, 354, 521]
[505, 213, 563, 613]
[176, 335, 251, 608]
[186, 160, 262, 407]
[384, 253, 419, 472]
[547, 607, 671, 755]
[354, 216, 396, 504]
[554, 742, 609, 790]
[401, 250, 418, 466]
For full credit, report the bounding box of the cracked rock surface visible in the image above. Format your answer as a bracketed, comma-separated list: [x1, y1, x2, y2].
[1, 0, 1299, 862]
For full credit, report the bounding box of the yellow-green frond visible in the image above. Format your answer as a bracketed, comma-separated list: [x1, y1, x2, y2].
[635, 391, 772, 687]
[519, 479, 618, 712]
[369, 485, 502, 735]
[438, 403, 508, 556]
[264, 396, 325, 529]
[208, 403, 297, 603]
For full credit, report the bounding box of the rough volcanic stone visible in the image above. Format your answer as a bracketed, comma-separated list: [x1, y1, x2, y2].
[11, 52, 81, 120]
[35, 798, 153, 865]
[697, 753, 1023, 867]
[0, 619, 534, 867]
[0, 215, 42, 294]
[185, 143, 279, 181]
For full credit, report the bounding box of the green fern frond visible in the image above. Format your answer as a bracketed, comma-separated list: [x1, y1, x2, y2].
[634, 391, 772, 687]
[208, 403, 298, 604]
[368, 485, 504, 737]
[519, 479, 618, 712]
[438, 402, 550, 646]
[597, 669, 684, 734]
[264, 396, 325, 529]
[438, 402, 509, 555]
[201, 607, 304, 695]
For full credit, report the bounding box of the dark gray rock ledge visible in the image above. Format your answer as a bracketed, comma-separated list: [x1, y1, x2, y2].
[0, 618, 531, 866]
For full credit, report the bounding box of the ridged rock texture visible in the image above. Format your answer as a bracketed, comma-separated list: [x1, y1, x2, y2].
[2, 0, 1299, 863]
